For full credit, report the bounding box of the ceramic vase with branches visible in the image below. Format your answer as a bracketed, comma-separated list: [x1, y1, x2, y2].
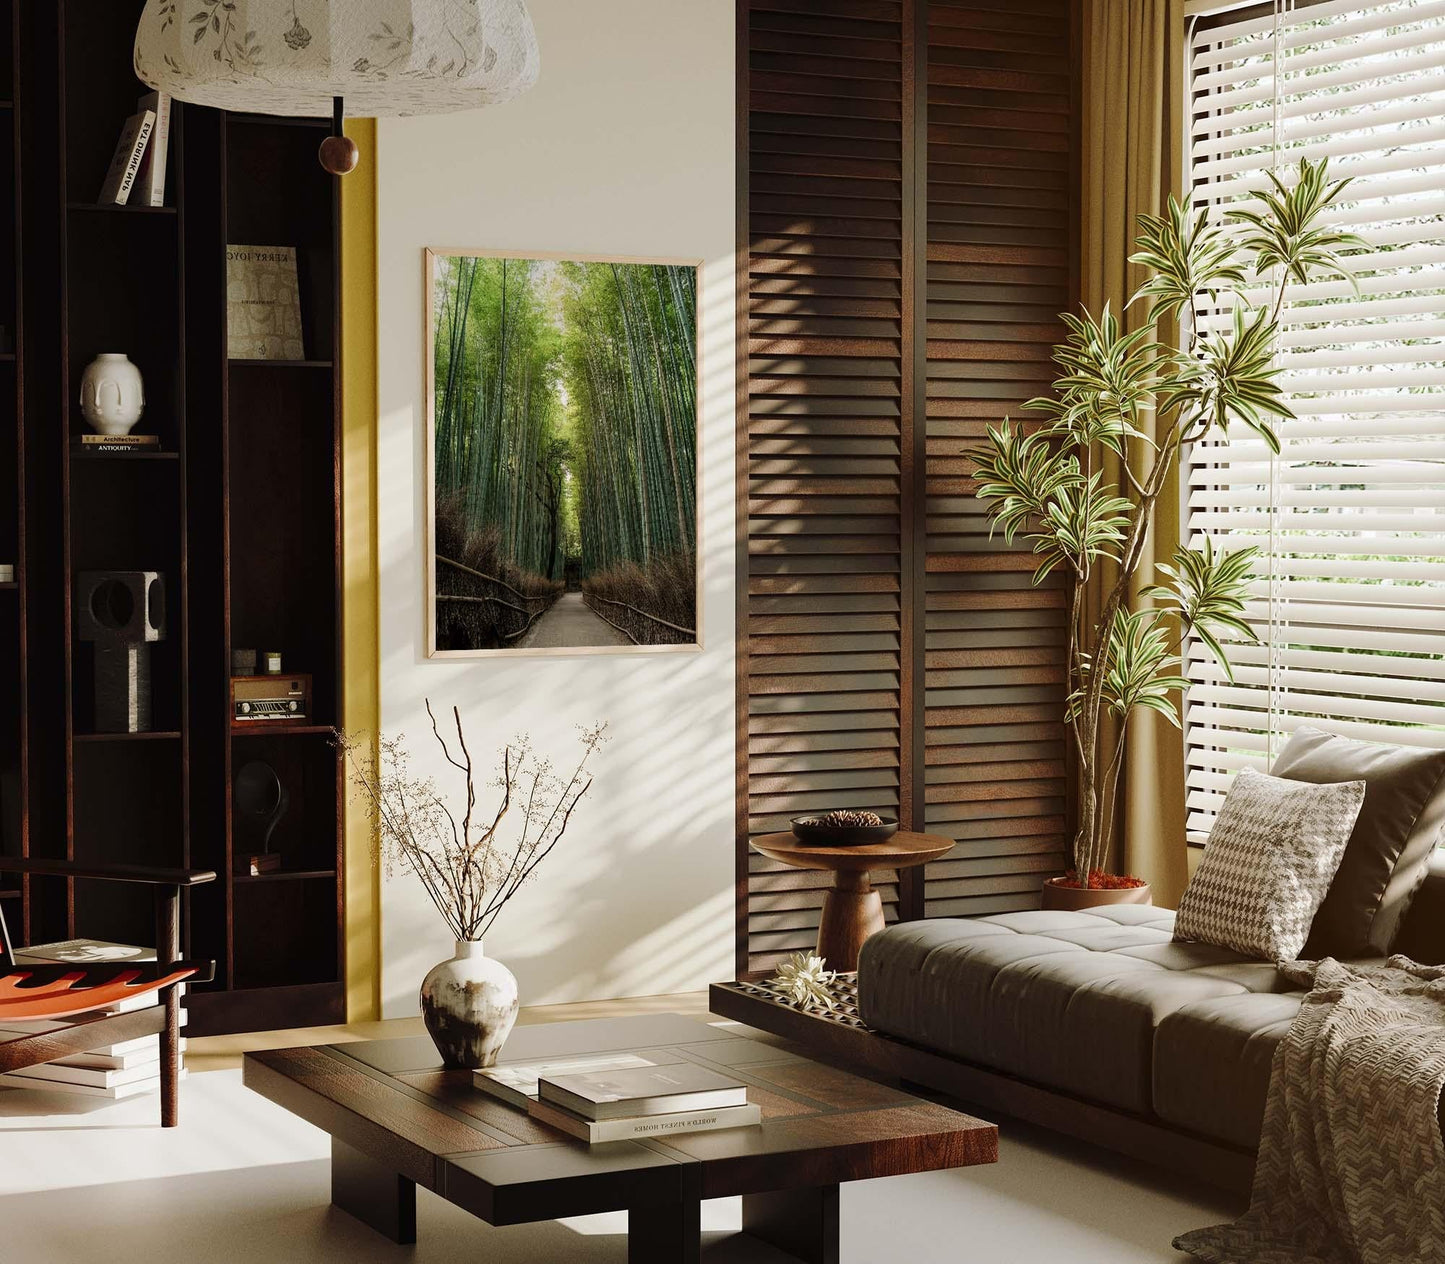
[343, 704, 607, 1067]
[966, 159, 1363, 890]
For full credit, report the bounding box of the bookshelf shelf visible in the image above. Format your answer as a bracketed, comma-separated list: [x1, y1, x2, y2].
[228, 358, 334, 370]
[231, 723, 335, 739]
[70, 448, 180, 461]
[233, 868, 336, 885]
[67, 201, 177, 215]
[73, 730, 182, 743]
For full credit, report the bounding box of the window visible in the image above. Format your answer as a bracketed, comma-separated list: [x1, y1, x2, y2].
[1184, 0, 1445, 839]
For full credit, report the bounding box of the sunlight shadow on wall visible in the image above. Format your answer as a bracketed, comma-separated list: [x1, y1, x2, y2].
[373, 0, 737, 1015]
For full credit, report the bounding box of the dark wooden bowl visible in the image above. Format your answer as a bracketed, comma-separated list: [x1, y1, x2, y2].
[789, 815, 900, 847]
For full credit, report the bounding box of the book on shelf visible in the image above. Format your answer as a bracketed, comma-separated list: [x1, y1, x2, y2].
[34, 1043, 162, 1073]
[15, 937, 155, 965]
[527, 1096, 761, 1145]
[238, 852, 283, 878]
[0, 1067, 186, 1101]
[0, 1025, 184, 1064]
[226, 244, 305, 360]
[538, 1062, 749, 1120]
[2, 1057, 162, 1090]
[473, 1051, 678, 1111]
[98, 109, 156, 206]
[133, 90, 171, 207]
[73, 433, 159, 448]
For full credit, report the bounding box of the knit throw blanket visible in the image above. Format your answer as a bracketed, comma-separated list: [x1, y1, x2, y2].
[1175, 957, 1445, 1264]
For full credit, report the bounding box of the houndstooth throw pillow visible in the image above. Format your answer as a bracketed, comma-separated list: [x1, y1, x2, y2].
[1175, 768, 1366, 962]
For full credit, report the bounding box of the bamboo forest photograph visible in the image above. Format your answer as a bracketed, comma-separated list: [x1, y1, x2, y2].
[427, 251, 700, 655]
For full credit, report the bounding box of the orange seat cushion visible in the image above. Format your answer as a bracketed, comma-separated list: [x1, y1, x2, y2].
[0, 967, 197, 1020]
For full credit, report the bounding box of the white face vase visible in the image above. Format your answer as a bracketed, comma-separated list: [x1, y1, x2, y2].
[80, 353, 146, 436]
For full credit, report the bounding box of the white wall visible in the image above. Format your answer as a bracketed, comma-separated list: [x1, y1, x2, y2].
[374, 0, 736, 1016]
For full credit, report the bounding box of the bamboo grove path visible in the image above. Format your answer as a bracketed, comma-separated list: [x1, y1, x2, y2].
[518, 591, 628, 649]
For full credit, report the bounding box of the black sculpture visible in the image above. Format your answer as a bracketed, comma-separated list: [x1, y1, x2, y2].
[234, 760, 289, 876]
[76, 571, 166, 733]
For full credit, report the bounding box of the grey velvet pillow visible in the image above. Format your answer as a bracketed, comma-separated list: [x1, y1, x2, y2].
[1175, 769, 1365, 963]
[1270, 727, 1445, 958]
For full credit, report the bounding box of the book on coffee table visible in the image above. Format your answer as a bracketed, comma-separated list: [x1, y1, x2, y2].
[473, 1051, 676, 1111]
[538, 1061, 748, 1119]
[527, 1096, 762, 1144]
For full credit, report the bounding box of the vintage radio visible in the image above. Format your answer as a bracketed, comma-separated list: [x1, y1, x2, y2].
[230, 673, 311, 725]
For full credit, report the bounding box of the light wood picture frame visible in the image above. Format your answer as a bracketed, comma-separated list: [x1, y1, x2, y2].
[424, 248, 704, 658]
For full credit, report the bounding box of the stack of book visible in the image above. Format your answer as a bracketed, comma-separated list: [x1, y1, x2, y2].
[0, 938, 185, 1101]
[475, 1053, 759, 1144]
[71, 433, 161, 457]
[99, 89, 171, 207]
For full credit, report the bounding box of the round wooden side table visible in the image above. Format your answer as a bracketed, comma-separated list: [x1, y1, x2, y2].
[750, 831, 954, 971]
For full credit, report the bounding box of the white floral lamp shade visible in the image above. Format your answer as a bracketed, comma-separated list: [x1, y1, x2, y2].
[133, 0, 540, 118]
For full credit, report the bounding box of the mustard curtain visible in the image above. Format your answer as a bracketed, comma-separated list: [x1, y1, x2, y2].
[1081, 0, 1189, 904]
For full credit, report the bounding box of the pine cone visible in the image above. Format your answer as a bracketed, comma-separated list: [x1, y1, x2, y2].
[808, 809, 884, 829]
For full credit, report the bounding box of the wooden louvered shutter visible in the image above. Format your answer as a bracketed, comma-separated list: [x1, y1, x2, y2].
[740, 0, 915, 973]
[919, 1, 1075, 916]
[737, 0, 1078, 973]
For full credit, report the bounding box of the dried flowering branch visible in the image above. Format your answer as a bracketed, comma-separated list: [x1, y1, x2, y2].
[339, 703, 608, 942]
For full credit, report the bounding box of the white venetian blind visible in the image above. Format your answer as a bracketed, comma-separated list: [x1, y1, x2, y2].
[1185, 0, 1445, 839]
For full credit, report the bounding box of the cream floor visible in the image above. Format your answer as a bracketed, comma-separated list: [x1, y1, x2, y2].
[2, 993, 1239, 1263]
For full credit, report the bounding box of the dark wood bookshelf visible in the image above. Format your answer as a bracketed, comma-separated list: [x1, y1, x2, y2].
[0, 0, 18, 926]
[2, 0, 344, 1036]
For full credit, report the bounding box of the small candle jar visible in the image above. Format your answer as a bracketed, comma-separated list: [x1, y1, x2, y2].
[262, 650, 283, 675]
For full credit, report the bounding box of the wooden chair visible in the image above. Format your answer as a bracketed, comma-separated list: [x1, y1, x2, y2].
[0, 857, 216, 1126]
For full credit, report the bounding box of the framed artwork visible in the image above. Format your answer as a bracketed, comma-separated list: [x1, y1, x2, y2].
[425, 249, 701, 657]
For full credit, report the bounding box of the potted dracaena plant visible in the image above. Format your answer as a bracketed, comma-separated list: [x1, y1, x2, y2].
[965, 158, 1363, 909]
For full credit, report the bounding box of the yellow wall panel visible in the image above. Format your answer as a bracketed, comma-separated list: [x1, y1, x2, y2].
[341, 118, 380, 1021]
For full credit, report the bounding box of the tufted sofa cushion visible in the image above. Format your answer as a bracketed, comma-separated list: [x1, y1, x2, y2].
[857, 906, 1317, 1142]
[1152, 992, 1300, 1148]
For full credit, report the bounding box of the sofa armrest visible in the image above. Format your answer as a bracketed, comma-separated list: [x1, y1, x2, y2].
[0, 857, 216, 887]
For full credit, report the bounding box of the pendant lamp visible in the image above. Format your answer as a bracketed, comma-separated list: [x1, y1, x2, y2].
[133, 0, 540, 173]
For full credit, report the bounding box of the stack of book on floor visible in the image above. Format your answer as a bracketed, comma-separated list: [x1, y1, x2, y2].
[475, 1052, 759, 1144]
[0, 938, 185, 1101]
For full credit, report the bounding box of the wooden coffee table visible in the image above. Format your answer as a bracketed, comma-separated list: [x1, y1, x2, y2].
[243, 1012, 995, 1263]
[750, 831, 954, 969]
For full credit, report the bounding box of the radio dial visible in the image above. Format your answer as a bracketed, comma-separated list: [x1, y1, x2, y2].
[240, 702, 251, 714]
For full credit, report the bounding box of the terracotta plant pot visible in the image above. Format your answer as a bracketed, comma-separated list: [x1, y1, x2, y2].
[1040, 876, 1152, 912]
